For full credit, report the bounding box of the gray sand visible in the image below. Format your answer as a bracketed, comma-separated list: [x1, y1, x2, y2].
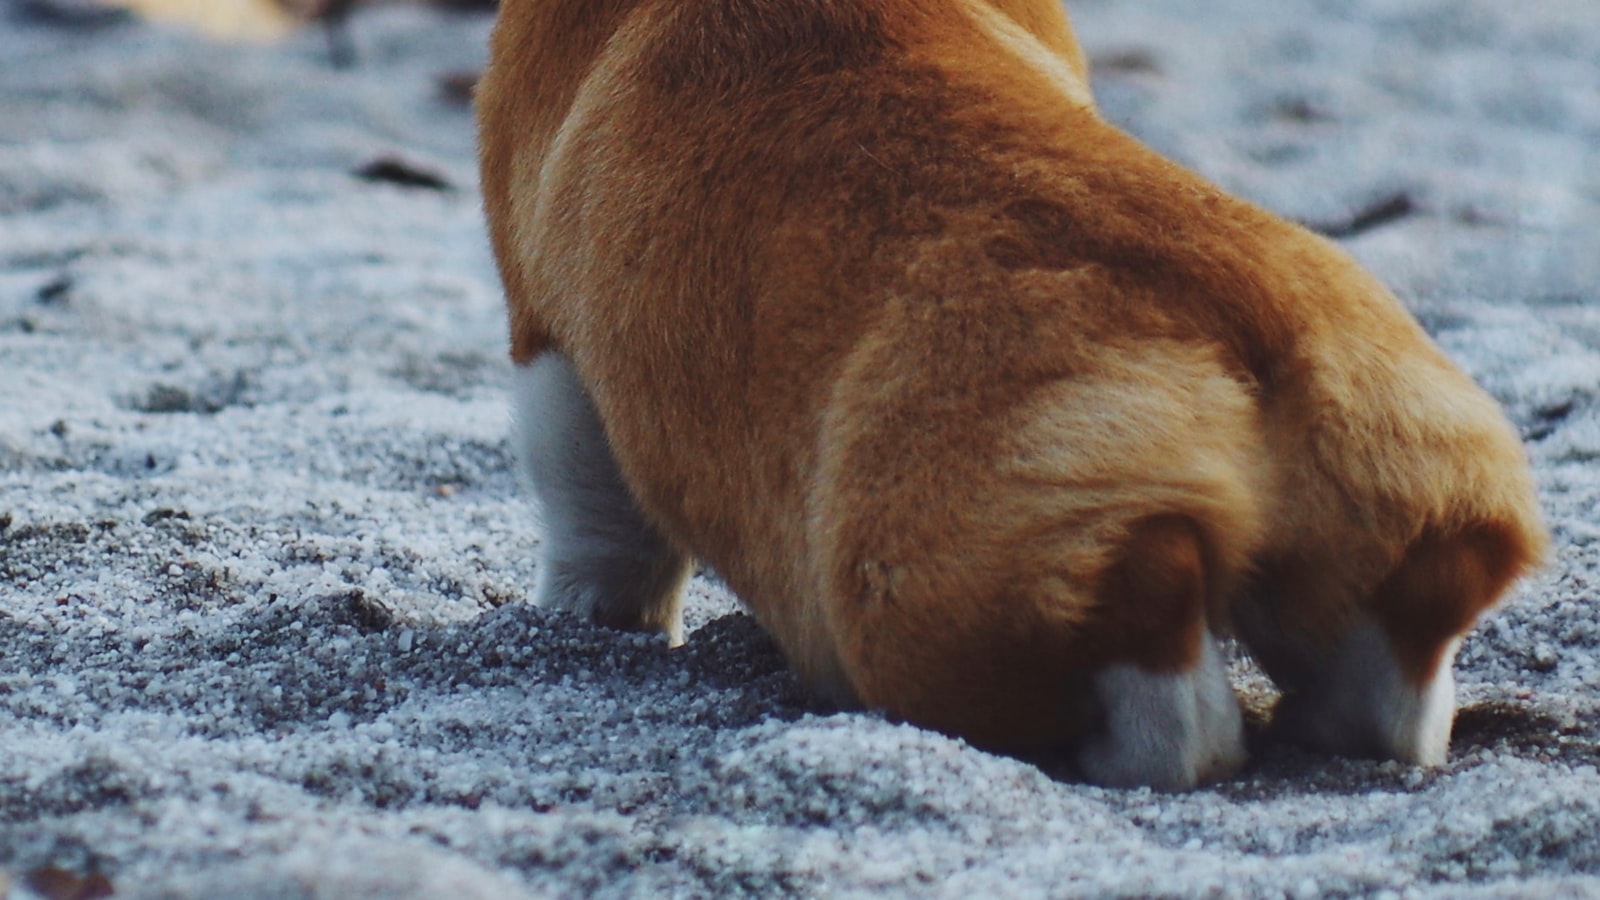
[2, 1, 1597, 896]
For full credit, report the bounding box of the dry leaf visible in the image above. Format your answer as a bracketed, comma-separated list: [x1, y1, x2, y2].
[24, 867, 116, 900]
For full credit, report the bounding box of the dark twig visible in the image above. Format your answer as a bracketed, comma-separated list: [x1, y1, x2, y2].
[1302, 191, 1417, 239]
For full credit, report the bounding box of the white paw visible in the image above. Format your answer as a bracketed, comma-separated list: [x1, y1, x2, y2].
[531, 552, 687, 645]
[1076, 631, 1246, 791]
[1272, 613, 1457, 766]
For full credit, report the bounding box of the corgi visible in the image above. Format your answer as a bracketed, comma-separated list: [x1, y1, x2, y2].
[476, 0, 1547, 790]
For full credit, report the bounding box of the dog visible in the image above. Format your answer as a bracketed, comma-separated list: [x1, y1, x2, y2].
[475, 0, 1547, 790]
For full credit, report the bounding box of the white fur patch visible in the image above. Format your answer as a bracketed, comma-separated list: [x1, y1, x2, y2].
[1076, 631, 1246, 791]
[1273, 614, 1458, 766]
[960, 0, 1096, 109]
[514, 356, 688, 643]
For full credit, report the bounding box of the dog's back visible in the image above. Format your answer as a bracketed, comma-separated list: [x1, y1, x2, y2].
[478, 0, 1546, 788]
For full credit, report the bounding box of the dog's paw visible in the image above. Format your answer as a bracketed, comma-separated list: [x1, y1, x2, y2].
[532, 552, 689, 645]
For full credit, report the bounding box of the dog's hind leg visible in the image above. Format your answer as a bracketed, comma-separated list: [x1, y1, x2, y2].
[514, 354, 690, 644]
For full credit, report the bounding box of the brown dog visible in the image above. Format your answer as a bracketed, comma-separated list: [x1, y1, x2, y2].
[476, 0, 1547, 789]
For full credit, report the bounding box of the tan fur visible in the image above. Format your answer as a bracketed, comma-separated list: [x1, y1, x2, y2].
[478, 0, 1547, 763]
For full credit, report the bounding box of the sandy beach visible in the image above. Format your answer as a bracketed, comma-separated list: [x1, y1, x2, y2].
[2, 1, 1598, 895]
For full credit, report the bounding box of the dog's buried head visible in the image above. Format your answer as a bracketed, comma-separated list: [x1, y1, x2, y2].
[477, 0, 1547, 790]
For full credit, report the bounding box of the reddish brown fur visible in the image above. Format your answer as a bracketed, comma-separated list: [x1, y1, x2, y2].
[478, 0, 1547, 754]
